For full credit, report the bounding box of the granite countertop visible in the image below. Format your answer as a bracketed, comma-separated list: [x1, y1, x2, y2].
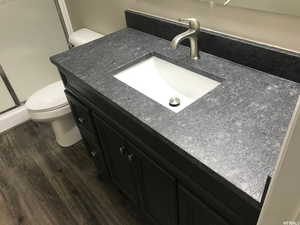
[51, 28, 300, 203]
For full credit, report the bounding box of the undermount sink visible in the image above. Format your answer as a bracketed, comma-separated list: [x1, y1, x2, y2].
[114, 56, 220, 113]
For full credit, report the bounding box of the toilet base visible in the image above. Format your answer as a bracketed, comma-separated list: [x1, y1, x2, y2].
[51, 113, 82, 147]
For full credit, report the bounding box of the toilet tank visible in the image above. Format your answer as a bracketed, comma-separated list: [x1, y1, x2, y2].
[69, 28, 104, 47]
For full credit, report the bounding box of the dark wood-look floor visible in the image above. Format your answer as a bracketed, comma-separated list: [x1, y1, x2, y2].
[0, 121, 145, 225]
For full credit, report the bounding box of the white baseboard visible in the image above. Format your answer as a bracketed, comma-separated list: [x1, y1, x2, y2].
[0, 105, 30, 134]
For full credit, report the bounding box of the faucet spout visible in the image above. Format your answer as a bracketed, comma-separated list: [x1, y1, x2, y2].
[170, 30, 196, 49]
[170, 18, 201, 60]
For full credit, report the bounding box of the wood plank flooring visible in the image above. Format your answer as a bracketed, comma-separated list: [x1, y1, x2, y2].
[0, 121, 145, 225]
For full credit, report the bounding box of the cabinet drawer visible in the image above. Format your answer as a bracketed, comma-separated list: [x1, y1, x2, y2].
[65, 91, 95, 133]
[179, 185, 231, 225]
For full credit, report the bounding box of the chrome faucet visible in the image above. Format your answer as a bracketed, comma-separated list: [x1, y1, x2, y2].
[171, 18, 201, 60]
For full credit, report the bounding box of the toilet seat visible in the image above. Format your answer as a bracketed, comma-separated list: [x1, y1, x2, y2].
[26, 81, 68, 112]
[28, 104, 71, 121]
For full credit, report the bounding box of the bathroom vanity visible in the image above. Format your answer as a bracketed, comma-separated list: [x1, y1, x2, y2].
[51, 11, 300, 225]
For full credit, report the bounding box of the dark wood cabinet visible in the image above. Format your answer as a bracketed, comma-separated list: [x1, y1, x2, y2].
[178, 185, 231, 225]
[94, 116, 139, 204]
[61, 78, 260, 225]
[133, 143, 177, 225]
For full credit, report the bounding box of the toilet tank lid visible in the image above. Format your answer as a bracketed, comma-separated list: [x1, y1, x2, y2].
[26, 81, 68, 112]
[69, 28, 104, 47]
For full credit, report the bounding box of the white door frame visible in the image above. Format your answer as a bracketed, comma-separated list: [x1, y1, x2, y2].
[56, 0, 73, 36]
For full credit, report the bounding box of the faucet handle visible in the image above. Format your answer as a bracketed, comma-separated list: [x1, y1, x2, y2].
[178, 18, 200, 30]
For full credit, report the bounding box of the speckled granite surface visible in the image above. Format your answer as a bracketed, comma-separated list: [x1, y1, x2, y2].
[51, 28, 300, 203]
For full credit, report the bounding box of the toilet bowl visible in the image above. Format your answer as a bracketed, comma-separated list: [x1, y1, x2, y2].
[26, 81, 81, 147]
[26, 28, 103, 147]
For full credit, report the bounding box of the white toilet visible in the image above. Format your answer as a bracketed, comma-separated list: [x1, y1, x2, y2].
[26, 28, 103, 147]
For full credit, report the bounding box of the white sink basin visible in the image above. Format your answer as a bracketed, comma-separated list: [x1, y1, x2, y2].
[114, 56, 220, 113]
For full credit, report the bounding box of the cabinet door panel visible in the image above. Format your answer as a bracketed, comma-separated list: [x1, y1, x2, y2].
[94, 117, 138, 204]
[179, 185, 230, 225]
[133, 144, 177, 225]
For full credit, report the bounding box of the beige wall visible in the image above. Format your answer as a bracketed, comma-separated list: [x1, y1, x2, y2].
[65, 0, 300, 53]
[0, 0, 67, 102]
[257, 97, 300, 225]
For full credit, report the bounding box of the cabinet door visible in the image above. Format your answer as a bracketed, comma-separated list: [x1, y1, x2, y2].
[94, 116, 139, 204]
[179, 185, 230, 225]
[65, 92, 108, 177]
[79, 128, 108, 177]
[65, 91, 95, 133]
[132, 143, 177, 225]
